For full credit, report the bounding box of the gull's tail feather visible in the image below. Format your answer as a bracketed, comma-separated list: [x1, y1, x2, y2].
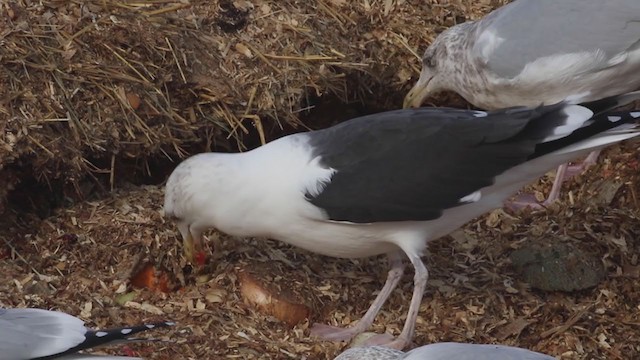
[531, 91, 640, 159]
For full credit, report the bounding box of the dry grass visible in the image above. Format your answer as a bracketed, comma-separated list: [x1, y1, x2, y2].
[0, 0, 507, 212]
[3, 1, 640, 360]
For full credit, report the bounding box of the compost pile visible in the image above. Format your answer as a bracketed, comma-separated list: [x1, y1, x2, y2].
[2, 1, 639, 359]
[0, 0, 502, 213]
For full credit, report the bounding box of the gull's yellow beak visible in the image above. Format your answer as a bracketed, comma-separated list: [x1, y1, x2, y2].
[179, 224, 204, 265]
[403, 75, 433, 109]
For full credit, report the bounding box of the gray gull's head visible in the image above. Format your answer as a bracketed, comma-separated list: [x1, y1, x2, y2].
[403, 0, 640, 110]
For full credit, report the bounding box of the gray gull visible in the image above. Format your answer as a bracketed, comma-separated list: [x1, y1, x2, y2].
[403, 0, 640, 208]
[164, 91, 640, 349]
[0, 307, 174, 360]
[334, 343, 555, 360]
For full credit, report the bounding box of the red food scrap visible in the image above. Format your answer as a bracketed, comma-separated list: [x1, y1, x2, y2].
[195, 251, 207, 266]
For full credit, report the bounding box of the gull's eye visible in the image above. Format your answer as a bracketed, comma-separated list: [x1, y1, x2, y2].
[423, 55, 436, 68]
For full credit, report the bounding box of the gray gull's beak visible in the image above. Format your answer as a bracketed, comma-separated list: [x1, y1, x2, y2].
[403, 72, 433, 109]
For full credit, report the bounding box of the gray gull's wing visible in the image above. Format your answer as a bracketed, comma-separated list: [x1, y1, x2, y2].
[334, 346, 404, 360]
[402, 342, 555, 359]
[473, 0, 640, 79]
[331, 342, 554, 359]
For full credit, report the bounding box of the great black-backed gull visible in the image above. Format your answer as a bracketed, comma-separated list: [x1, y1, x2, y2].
[164, 91, 640, 349]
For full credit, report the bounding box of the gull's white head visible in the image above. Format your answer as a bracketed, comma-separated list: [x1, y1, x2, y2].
[163, 153, 230, 264]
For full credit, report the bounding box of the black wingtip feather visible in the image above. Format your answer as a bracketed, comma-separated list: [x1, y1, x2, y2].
[531, 109, 640, 160]
[578, 90, 640, 116]
[34, 321, 175, 360]
[517, 91, 640, 160]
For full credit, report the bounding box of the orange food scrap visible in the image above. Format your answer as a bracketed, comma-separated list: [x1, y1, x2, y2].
[126, 92, 141, 110]
[238, 268, 311, 328]
[130, 262, 175, 293]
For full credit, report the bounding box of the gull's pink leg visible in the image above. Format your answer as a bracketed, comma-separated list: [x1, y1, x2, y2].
[565, 149, 601, 177]
[543, 150, 601, 206]
[363, 252, 428, 350]
[543, 163, 568, 206]
[506, 150, 602, 211]
[506, 163, 569, 210]
[310, 252, 406, 342]
[585, 150, 601, 165]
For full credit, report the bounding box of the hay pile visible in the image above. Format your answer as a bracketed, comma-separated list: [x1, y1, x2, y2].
[0, 0, 506, 213]
[6, 1, 640, 359]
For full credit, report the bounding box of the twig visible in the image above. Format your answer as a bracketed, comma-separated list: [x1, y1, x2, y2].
[245, 43, 281, 74]
[103, 44, 151, 83]
[26, 135, 55, 157]
[165, 37, 187, 83]
[392, 32, 421, 60]
[110, 154, 116, 192]
[263, 54, 337, 61]
[541, 306, 591, 338]
[143, 3, 191, 16]
[2, 238, 43, 277]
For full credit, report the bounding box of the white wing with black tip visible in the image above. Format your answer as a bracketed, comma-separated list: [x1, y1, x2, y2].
[37, 321, 176, 360]
[305, 91, 640, 224]
[0, 308, 174, 360]
[0, 308, 87, 360]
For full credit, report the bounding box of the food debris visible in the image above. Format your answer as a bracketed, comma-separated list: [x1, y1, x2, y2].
[238, 265, 312, 328]
[195, 251, 207, 267]
[130, 262, 178, 293]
